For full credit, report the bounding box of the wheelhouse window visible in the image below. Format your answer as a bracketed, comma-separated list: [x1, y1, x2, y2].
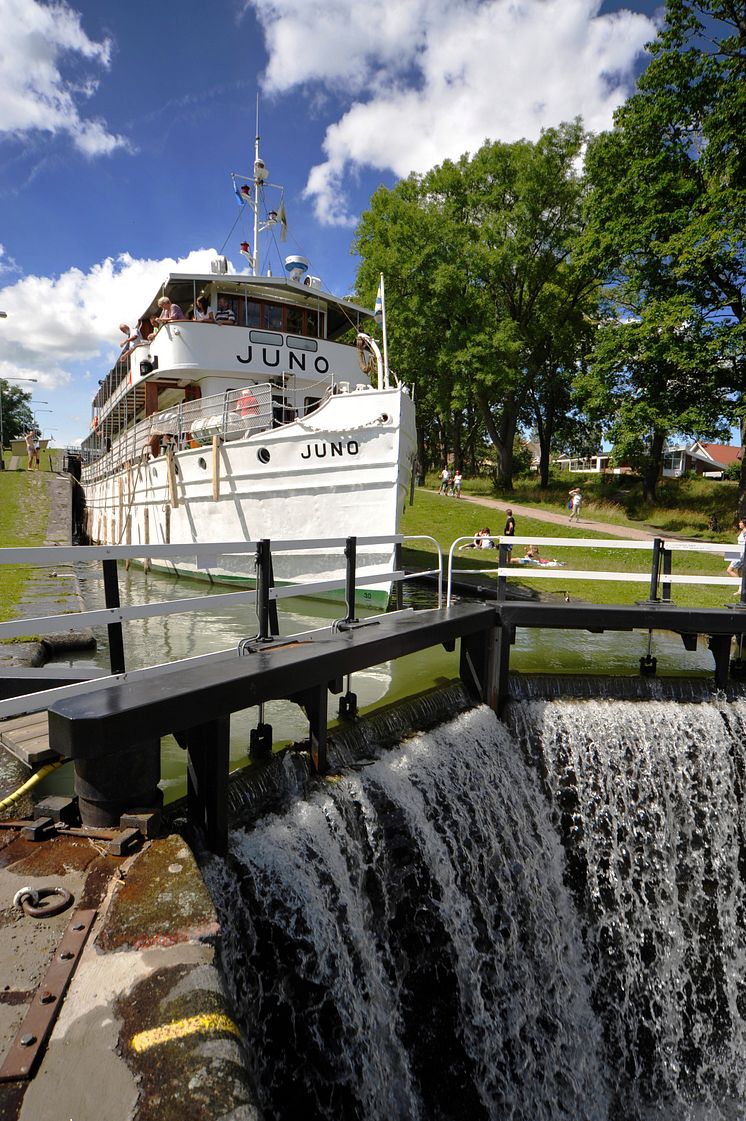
[265, 303, 283, 331]
[230, 293, 325, 337]
[244, 299, 262, 327]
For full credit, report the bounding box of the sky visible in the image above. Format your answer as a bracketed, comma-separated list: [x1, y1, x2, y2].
[0, 0, 664, 447]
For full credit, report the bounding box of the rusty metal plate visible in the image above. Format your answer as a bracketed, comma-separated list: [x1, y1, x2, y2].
[0, 908, 96, 1082]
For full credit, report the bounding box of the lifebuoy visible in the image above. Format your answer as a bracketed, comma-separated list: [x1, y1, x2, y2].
[237, 391, 259, 418]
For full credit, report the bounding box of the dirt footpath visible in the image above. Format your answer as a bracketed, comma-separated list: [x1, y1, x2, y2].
[450, 492, 677, 541]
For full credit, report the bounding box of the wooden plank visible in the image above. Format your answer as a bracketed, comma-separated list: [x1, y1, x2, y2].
[0, 711, 56, 767]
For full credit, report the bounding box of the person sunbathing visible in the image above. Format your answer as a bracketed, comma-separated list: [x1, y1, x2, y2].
[512, 545, 565, 567]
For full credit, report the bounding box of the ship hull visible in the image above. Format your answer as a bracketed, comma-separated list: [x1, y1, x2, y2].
[82, 387, 417, 609]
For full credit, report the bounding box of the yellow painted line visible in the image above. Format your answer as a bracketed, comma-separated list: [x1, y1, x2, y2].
[130, 1012, 241, 1053]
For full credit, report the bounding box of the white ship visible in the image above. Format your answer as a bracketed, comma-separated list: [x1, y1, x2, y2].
[79, 131, 417, 609]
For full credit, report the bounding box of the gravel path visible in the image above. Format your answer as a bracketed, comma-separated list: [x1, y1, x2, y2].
[443, 491, 679, 541]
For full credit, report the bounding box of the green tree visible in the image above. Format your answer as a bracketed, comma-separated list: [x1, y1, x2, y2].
[354, 122, 599, 489]
[575, 299, 729, 500]
[0, 381, 34, 448]
[582, 0, 745, 503]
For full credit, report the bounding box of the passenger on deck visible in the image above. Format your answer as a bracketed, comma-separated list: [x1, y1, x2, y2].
[192, 295, 214, 322]
[215, 297, 236, 325]
[150, 297, 184, 336]
[120, 318, 148, 358]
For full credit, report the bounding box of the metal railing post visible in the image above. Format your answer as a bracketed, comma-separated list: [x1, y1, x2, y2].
[662, 546, 672, 602]
[344, 536, 357, 624]
[647, 537, 662, 602]
[497, 542, 509, 601]
[255, 539, 278, 640]
[102, 558, 126, 674]
[394, 541, 403, 610]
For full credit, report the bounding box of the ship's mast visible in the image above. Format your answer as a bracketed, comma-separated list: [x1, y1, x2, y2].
[252, 101, 261, 277]
[244, 98, 281, 277]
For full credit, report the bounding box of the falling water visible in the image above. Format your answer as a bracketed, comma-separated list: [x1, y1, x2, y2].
[205, 695, 746, 1121]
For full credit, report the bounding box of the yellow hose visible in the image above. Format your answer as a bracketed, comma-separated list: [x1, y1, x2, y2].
[0, 759, 66, 813]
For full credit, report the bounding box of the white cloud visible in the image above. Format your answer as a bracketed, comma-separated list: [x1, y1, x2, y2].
[0, 0, 128, 156]
[246, 0, 657, 224]
[0, 249, 223, 439]
[0, 245, 21, 277]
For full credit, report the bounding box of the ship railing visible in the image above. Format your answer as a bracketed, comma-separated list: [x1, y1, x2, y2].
[0, 533, 442, 713]
[82, 382, 278, 483]
[446, 534, 746, 607]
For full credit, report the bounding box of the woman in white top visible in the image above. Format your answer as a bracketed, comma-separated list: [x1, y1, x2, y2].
[193, 295, 214, 322]
[568, 487, 582, 522]
[726, 518, 746, 577]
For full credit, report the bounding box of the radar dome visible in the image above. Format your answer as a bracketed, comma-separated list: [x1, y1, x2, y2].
[284, 255, 309, 282]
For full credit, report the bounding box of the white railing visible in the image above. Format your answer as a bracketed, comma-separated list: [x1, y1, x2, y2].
[83, 382, 276, 483]
[446, 535, 746, 607]
[0, 534, 443, 715]
[82, 370, 345, 484]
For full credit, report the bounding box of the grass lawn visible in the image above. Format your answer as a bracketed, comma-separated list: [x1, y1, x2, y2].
[0, 470, 51, 621]
[427, 471, 742, 541]
[401, 488, 735, 608]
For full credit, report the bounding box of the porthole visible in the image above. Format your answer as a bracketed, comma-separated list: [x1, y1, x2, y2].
[198, 457, 207, 470]
[257, 447, 271, 464]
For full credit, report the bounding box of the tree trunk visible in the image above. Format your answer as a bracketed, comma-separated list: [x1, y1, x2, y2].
[739, 416, 746, 519]
[533, 403, 554, 489]
[475, 389, 517, 490]
[641, 429, 665, 504]
[451, 410, 463, 470]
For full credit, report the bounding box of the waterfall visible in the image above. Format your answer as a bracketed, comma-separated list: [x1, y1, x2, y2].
[205, 697, 746, 1121]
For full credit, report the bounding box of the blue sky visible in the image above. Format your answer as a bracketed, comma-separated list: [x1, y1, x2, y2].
[0, 0, 663, 446]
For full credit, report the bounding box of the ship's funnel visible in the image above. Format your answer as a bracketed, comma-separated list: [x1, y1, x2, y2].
[284, 255, 309, 282]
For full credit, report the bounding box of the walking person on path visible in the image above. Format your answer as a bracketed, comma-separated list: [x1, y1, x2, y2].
[452, 469, 463, 498]
[439, 465, 451, 495]
[725, 518, 746, 579]
[24, 430, 39, 470]
[568, 487, 583, 523]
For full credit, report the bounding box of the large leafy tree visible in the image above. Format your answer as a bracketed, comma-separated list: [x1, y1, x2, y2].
[354, 122, 599, 488]
[0, 381, 34, 447]
[582, 0, 745, 503]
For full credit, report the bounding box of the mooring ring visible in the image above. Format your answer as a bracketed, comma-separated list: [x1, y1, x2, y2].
[14, 886, 73, 919]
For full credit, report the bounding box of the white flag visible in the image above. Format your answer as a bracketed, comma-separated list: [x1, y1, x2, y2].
[374, 279, 383, 324]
